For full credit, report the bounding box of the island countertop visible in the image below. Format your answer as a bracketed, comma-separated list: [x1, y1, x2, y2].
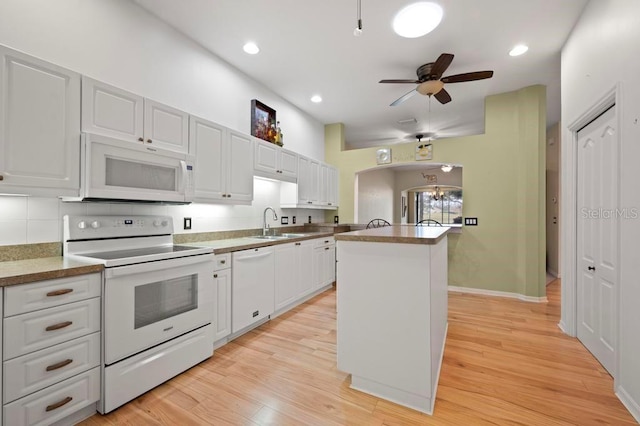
[334, 225, 449, 245]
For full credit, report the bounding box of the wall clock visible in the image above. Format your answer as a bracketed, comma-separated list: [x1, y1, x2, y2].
[376, 148, 391, 165]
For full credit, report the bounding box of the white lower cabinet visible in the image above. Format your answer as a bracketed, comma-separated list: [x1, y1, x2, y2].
[274, 240, 315, 311]
[2, 273, 102, 426]
[232, 247, 275, 333]
[213, 253, 232, 343]
[313, 237, 336, 291]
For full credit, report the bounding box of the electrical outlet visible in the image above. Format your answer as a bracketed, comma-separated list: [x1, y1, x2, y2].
[464, 217, 478, 226]
[292, 216, 296, 224]
[308, 216, 312, 224]
[281, 216, 289, 225]
[183, 217, 192, 230]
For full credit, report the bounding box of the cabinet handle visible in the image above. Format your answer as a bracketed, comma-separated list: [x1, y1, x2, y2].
[214, 273, 218, 278]
[588, 266, 596, 271]
[221, 260, 226, 264]
[46, 396, 73, 412]
[138, 137, 144, 142]
[307, 201, 312, 204]
[325, 247, 330, 251]
[45, 321, 73, 332]
[46, 358, 73, 372]
[228, 194, 232, 198]
[295, 242, 301, 246]
[46, 288, 73, 297]
[324, 240, 330, 243]
[0, 175, 3, 181]
[147, 139, 152, 143]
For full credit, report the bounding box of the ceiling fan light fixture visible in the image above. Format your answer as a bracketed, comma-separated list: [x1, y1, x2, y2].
[417, 80, 444, 95]
[509, 44, 529, 57]
[242, 42, 260, 55]
[393, 2, 443, 38]
[441, 164, 453, 173]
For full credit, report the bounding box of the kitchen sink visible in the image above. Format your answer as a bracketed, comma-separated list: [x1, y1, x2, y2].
[277, 233, 308, 238]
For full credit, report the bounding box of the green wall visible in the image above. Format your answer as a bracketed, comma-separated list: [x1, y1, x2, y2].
[325, 86, 546, 298]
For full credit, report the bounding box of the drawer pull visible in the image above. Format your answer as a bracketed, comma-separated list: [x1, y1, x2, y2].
[220, 260, 226, 264]
[45, 396, 73, 412]
[45, 358, 73, 372]
[46, 288, 74, 297]
[45, 321, 73, 332]
[324, 240, 330, 243]
[214, 274, 218, 278]
[325, 247, 330, 251]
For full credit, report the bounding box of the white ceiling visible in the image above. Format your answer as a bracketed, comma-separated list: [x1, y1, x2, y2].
[133, 0, 588, 149]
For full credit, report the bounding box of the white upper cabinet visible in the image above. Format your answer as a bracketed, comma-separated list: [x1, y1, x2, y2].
[190, 116, 253, 204]
[143, 99, 189, 153]
[0, 46, 80, 196]
[280, 156, 337, 210]
[82, 77, 189, 154]
[254, 138, 298, 182]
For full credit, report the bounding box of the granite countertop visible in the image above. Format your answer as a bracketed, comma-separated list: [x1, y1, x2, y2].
[186, 231, 335, 254]
[335, 225, 450, 245]
[0, 257, 104, 287]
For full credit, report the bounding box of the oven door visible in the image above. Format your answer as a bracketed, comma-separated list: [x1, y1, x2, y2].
[103, 253, 214, 365]
[82, 133, 194, 203]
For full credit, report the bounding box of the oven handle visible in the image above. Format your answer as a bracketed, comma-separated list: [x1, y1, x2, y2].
[105, 254, 212, 278]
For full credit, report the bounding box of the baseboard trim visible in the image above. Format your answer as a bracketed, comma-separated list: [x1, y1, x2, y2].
[448, 286, 548, 303]
[547, 268, 559, 278]
[616, 385, 640, 423]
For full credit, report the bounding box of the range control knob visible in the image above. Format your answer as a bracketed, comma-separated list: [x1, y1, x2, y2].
[77, 221, 87, 229]
[90, 221, 101, 229]
[153, 219, 169, 227]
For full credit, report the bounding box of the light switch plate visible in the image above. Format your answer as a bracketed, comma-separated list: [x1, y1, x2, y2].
[281, 216, 289, 225]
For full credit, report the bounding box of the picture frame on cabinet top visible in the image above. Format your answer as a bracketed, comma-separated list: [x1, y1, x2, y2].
[250, 99, 277, 143]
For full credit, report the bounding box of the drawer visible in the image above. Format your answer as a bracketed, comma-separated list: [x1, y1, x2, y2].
[4, 273, 101, 317]
[4, 332, 100, 403]
[4, 298, 101, 360]
[214, 253, 231, 271]
[314, 237, 335, 248]
[4, 367, 100, 426]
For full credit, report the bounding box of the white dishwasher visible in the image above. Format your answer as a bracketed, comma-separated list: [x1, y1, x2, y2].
[232, 247, 275, 333]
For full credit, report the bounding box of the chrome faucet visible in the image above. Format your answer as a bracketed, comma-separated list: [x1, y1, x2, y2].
[263, 207, 278, 236]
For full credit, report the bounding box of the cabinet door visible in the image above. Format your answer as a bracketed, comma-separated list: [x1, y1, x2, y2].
[254, 138, 279, 175]
[279, 148, 298, 180]
[298, 240, 315, 297]
[226, 130, 254, 202]
[312, 247, 325, 291]
[213, 269, 231, 342]
[297, 156, 311, 204]
[324, 244, 336, 285]
[275, 243, 298, 310]
[309, 159, 321, 204]
[81, 76, 143, 143]
[190, 116, 226, 201]
[319, 163, 330, 205]
[0, 46, 80, 195]
[143, 99, 189, 154]
[329, 166, 339, 207]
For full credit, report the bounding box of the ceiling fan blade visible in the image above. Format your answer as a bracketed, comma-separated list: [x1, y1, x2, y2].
[434, 88, 452, 104]
[390, 88, 418, 106]
[429, 53, 454, 79]
[441, 71, 494, 84]
[379, 79, 420, 84]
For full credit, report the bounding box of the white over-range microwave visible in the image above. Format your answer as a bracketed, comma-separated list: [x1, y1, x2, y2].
[63, 133, 195, 204]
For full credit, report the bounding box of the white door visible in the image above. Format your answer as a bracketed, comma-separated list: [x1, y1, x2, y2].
[190, 116, 226, 201]
[226, 130, 254, 202]
[213, 268, 231, 342]
[0, 46, 80, 195]
[576, 105, 617, 375]
[81, 77, 143, 143]
[143, 99, 189, 154]
[279, 148, 298, 180]
[254, 138, 279, 175]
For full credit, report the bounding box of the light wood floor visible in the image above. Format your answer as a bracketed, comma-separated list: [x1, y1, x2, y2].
[81, 280, 637, 425]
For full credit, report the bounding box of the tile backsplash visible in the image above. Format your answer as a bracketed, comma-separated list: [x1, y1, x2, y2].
[0, 178, 325, 247]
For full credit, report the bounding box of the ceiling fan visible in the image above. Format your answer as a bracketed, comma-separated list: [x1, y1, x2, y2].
[379, 53, 493, 106]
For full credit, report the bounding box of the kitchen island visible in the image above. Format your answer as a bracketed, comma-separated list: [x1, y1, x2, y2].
[335, 225, 449, 414]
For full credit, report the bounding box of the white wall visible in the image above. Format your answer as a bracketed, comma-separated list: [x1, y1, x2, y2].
[0, 178, 326, 245]
[562, 0, 640, 419]
[0, 0, 328, 246]
[356, 168, 395, 224]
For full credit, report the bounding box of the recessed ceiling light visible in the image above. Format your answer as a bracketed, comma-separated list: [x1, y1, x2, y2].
[311, 95, 323, 103]
[243, 42, 260, 55]
[509, 44, 529, 57]
[393, 2, 443, 38]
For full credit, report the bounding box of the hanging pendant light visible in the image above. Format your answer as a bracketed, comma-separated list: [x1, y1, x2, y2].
[353, 0, 363, 36]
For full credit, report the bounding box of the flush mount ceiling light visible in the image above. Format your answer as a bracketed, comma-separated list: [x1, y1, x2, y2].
[311, 95, 323, 103]
[243, 42, 260, 55]
[417, 80, 444, 96]
[509, 44, 529, 57]
[393, 2, 443, 38]
[441, 164, 453, 173]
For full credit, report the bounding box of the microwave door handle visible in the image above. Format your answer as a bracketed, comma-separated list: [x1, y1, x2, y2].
[179, 160, 188, 193]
